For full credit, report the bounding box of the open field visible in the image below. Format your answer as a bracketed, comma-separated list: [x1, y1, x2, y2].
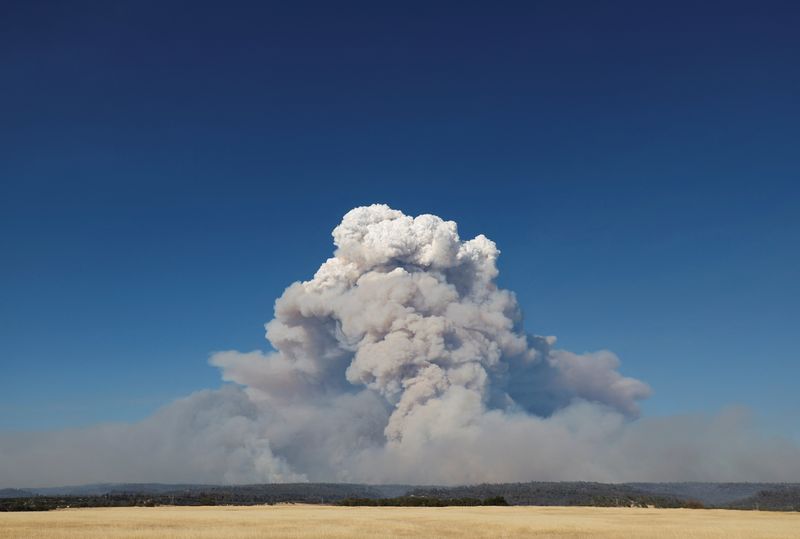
[1, 504, 799, 539]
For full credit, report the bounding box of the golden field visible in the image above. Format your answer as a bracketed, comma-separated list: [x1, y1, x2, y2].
[1, 504, 798, 539]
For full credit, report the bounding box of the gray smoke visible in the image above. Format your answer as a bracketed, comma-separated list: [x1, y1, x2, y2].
[214, 205, 649, 441]
[1, 204, 799, 487]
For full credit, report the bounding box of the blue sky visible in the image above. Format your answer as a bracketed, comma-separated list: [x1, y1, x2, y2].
[1, 1, 798, 439]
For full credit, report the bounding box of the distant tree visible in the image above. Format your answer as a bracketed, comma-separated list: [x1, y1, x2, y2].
[483, 496, 509, 506]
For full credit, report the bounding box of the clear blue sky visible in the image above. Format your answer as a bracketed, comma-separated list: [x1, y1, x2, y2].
[1, 1, 798, 438]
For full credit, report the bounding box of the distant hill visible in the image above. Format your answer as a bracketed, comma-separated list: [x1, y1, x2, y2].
[409, 482, 693, 508]
[625, 482, 782, 505]
[2, 482, 799, 511]
[30, 483, 217, 496]
[411, 482, 800, 511]
[727, 485, 800, 511]
[0, 489, 32, 499]
[25, 482, 408, 501]
[0, 483, 412, 511]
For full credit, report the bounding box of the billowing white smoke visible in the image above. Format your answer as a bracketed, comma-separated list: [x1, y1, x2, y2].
[213, 204, 650, 447]
[2, 204, 799, 487]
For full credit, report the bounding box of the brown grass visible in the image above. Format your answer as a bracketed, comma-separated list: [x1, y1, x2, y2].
[1, 504, 799, 539]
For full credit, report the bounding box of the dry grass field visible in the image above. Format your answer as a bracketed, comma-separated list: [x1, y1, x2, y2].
[1, 504, 798, 539]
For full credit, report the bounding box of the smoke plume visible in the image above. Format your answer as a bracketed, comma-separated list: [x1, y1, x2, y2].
[2, 204, 799, 487]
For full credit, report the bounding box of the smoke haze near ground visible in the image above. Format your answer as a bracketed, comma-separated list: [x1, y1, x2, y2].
[2, 205, 799, 487]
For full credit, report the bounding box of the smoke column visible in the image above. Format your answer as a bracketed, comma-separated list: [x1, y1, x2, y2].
[214, 204, 649, 447]
[2, 204, 799, 487]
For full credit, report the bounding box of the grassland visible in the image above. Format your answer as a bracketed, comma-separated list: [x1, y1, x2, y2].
[1, 504, 798, 538]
